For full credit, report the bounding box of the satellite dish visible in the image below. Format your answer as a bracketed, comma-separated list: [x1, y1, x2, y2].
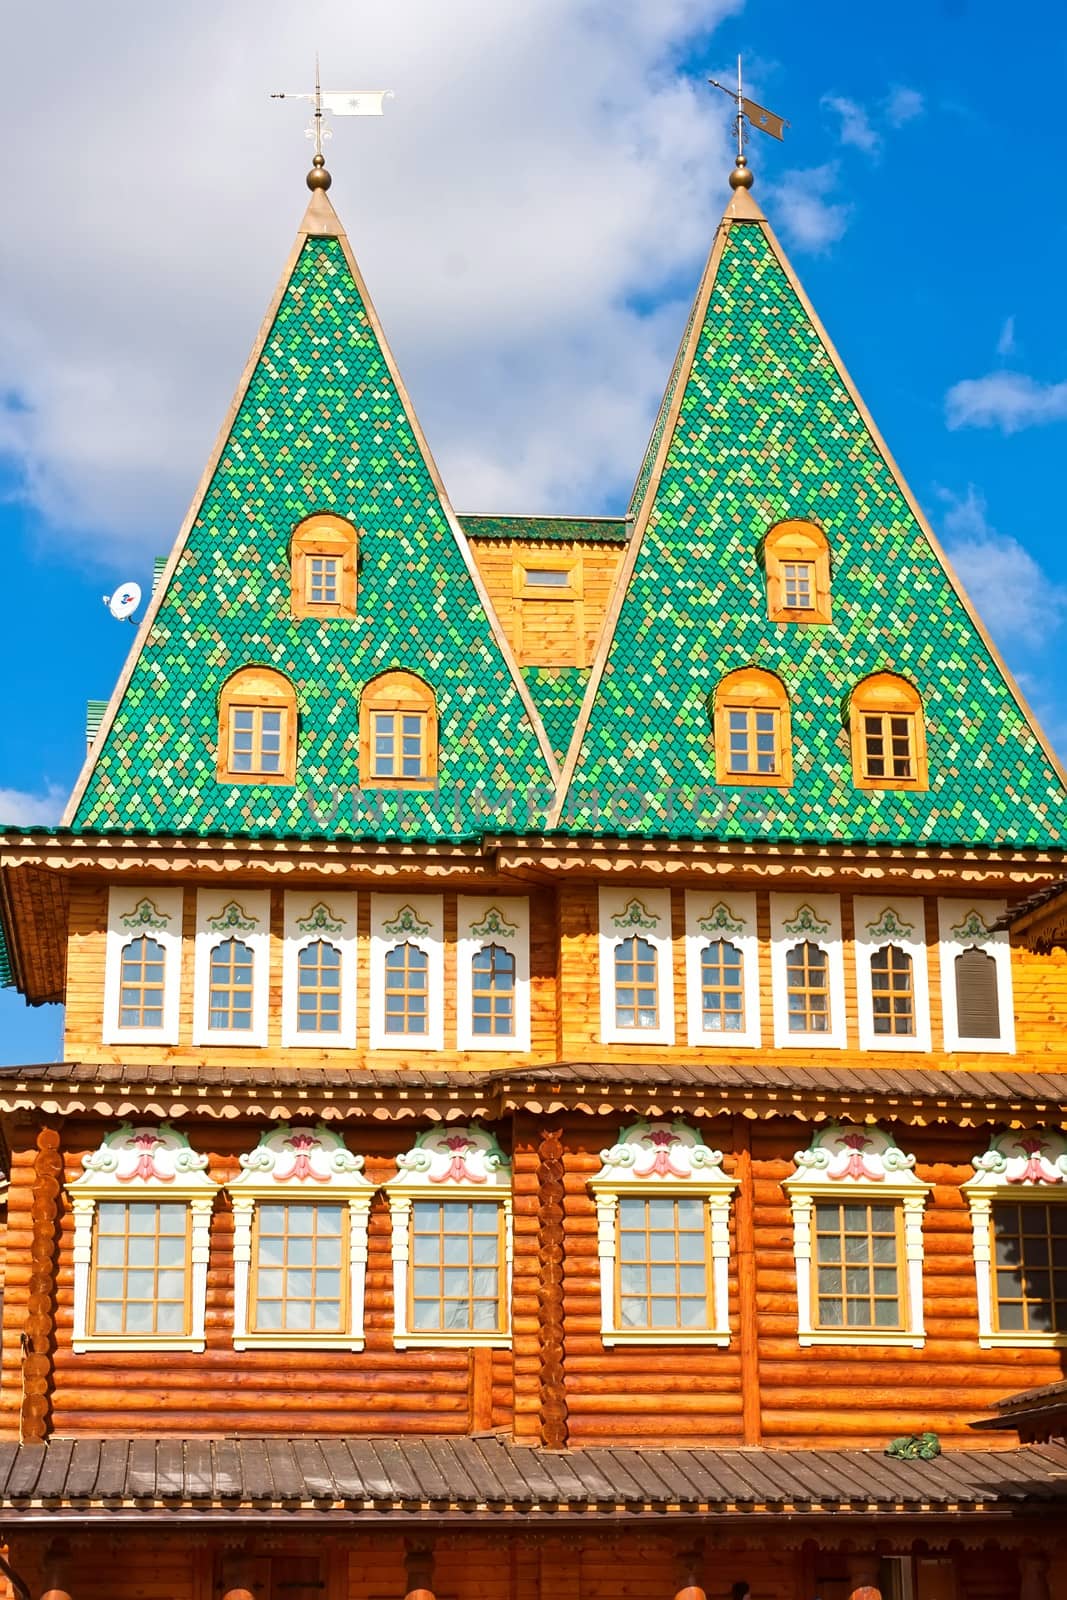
[103, 582, 142, 624]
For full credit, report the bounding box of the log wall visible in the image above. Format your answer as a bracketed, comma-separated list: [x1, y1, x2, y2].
[468, 538, 626, 668]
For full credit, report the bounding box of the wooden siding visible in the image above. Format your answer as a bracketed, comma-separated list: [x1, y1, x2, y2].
[5, 1112, 1067, 1448]
[468, 539, 625, 667]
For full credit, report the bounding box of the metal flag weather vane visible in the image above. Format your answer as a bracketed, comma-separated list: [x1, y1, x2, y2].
[708, 56, 788, 166]
[271, 56, 392, 162]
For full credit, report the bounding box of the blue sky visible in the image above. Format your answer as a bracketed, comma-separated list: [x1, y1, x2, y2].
[1, 0, 1065, 1060]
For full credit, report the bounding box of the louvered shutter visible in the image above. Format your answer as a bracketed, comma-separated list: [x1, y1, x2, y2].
[955, 947, 1000, 1039]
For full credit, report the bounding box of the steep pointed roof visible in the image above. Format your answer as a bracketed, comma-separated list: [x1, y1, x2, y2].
[65, 186, 558, 841]
[554, 179, 1067, 849]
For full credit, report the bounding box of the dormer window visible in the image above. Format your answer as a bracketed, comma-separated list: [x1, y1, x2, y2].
[713, 668, 792, 787]
[849, 673, 927, 790]
[359, 671, 437, 788]
[217, 667, 297, 785]
[290, 513, 357, 619]
[762, 519, 831, 624]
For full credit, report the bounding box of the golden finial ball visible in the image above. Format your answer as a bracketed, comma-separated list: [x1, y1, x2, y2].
[729, 155, 754, 190]
[307, 153, 332, 192]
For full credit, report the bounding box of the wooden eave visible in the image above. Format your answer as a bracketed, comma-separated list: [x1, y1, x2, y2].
[1001, 882, 1067, 950]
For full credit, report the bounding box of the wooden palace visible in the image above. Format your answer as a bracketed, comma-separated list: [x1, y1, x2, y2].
[0, 135, 1065, 1600]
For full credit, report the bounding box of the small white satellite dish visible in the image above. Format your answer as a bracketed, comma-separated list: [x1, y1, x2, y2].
[103, 582, 142, 624]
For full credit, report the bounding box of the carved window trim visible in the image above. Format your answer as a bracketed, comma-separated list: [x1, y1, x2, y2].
[762, 519, 832, 624]
[193, 889, 271, 1047]
[456, 896, 531, 1052]
[358, 671, 438, 789]
[769, 893, 847, 1049]
[683, 891, 760, 1047]
[937, 898, 1014, 1054]
[216, 666, 298, 785]
[712, 668, 793, 787]
[385, 1125, 513, 1349]
[281, 891, 357, 1049]
[589, 1119, 737, 1347]
[597, 888, 675, 1046]
[369, 894, 444, 1050]
[853, 896, 931, 1052]
[964, 1128, 1067, 1348]
[69, 1124, 217, 1353]
[784, 1122, 931, 1348]
[228, 1124, 373, 1351]
[849, 673, 928, 791]
[290, 513, 358, 619]
[103, 887, 184, 1045]
[512, 553, 583, 601]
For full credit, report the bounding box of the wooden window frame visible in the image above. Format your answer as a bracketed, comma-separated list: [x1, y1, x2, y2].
[937, 898, 1014, 1054]
[193, 888, 271, 1047]
[229, 1125, 374, 1351]
[103, 886, 183, 1045]
[849, 673, 928, 791]
[613, 934, 660, 1031]
[359, 671, 438, 789]
[589, 1119, 737, 1347]
[988, 1199, 1067, 1340]
[963, 1128, 1067, 1348]
[89, 1199, 193, 1341]
[684, 891, 761, 1048]
[406, 1198, 509, 1338]
[597, 888, 675, 1046]
[290, 513, 358, 619]
[281, 891, 357, 1049]
[769, 894, 847, 1049]
[853, 895, 932, 1053]
[512, 553, 583, 601]
[456, 896, 532, 1052]
[217, 666, 298, 785]
[369, 894, 445, 1050]
[762, 519, 831, 624]
[810, 1197, 908, 1335]
[784, 1122, 930, 1348]
[713, 668, 793, 787]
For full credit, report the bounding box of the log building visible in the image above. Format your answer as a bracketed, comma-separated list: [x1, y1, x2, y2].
[0, 141, 1065, 1600]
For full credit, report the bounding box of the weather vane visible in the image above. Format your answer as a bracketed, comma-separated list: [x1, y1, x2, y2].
[708, 57, 787, 189]
[271, 56, 392, 189]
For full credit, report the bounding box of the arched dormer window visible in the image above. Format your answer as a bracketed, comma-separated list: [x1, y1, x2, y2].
[849, 672, 928, 790]
[762, 519, 831, 623]
[359, 671, 438, 788]
[290, 513, 357, 619]
[217, 666, 297, 785]
[713, 667, 792, 786]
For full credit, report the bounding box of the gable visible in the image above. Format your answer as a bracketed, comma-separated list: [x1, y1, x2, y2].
[68, 223, 556, 841]
[559, 218, 1067, 850]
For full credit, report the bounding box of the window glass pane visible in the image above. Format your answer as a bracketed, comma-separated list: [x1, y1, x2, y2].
[409, 1200, 503, 1333]
[209, 938, 255, 1031]
[471, 943, 516, 1037]
[228, 704, 287, 777]
[614, 937, 658, 1030]
[614, 1195, 710, 1331]
[700, 939, 744, 1032]
[119, 936, 167, 1029]
[725, 706, 780, 776]
[252, 1203, 348, 1335]
[296, 939, 342, 1033]
[91, 1203, 189, 1337]
[384, 942, 430, 1034]
[812, 1201, 901, 1330]
[786, 941, 830, 1034]
[992, 1202, 1067, 1334]
[523, 568, 571, 588]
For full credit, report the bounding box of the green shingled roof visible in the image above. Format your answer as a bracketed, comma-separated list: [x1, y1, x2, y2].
[0, 916, 11, 988]
[461, 515, 628, 544]
[561, 210, 1067, 849]
[71, 202, 556, 841]
[522, 667, 590, 764]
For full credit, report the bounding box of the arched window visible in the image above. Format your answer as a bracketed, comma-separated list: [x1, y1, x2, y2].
[614, 936, 659, 1030]
[955, 947, 1001, 1039]
[359, 671, 437, 788]
[471, 944, 516, 1038]
[786, 941, 830, 1034]
[870, 944, 915, 1037]
[290, 513, 357, 619]
[762, 519, 831, 623]
[713, 667, 792, 786]
[296, 939, 342, 1034]
[209, 937, 255, 1031]
[384, 942, 429, 1035]
[700, 939, 745, 1033]
[217, 666, 297, 784]
[118, 935, 166, 1030]
[850, 673, 928, 790]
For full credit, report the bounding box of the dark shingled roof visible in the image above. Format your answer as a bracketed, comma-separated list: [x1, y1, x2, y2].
[0, 1438, 1063, 1521]
[459, 514, 629, 544]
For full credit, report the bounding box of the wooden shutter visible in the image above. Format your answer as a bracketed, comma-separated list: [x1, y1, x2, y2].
[954, 947, 1000, 1039]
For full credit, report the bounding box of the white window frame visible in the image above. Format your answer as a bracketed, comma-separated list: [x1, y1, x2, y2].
[589, 1119, 737, 1346]
[385, 1125, 512, 1349]
[103, 887, 184, 1045]
[964, 1128, 1067, 1348]
[769, 893, 847, 1049]
[228, 1123, 373, 1350]
[369, 894, 444, 1051]
[456, 897, 531, 1052]
[684, 892, 760, 1047]
[597, 887, 674, 1046]
[853, 896, 932, 1053]
[784, 1122, 930, 1348]
[68, 1124, 216, 1353]
[938, 898, 1014, 1053]
[281, 891, 357, 1049]
[193, 889, 270, 1047]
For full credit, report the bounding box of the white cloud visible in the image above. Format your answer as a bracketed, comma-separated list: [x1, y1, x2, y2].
[0, 0, 746, 561]
[821, 94, 880, 154]
[939, 486, 1067, 645]
[767, 165, 850, 253]
[0, 784, 67, 827]
[996, 315, 1016, 356]
[885, 86, 924, 127]
[945, 372, 1067, 433]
